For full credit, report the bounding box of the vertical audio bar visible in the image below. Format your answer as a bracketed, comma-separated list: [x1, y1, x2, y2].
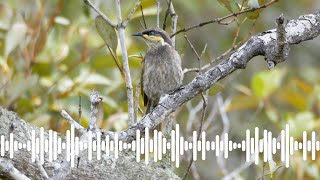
[215, 135, 219, 157]
[40, 127, 44, 164]
[136, 130, 140, 162]
[66, 129, 70, 162]
[70, 125, 75, 167]
[193, 131, 197, 160]
[58, 138, 62, 154]
[49, 130, 53, 162]
[97, 131, 101, 160]
[180, 137, 184, 155]
[255, 127, 259, 165]
[268, 131, 272, 161]
[145, 128, 149, 164]
[224, 133, 228, 159]
[202, 132, 206, 160]
[290, 137, 294, 155]
[115, 133, 119, 159]
[285, 124, 289, 168]
[53, 131, 57, 160]
[312, 131, 315, 160]
[154, 130, 158, 162]
[263, 130, 267, 162]
[1, 135, 4, 157]
[176, 124, 179, 167]
[158, 132, 162, 160]
[303, 131, 307, 160]
[242, 140, 245, 152]
[75, 137, 79, 156]
[163, 137, 166, 155]
[106, 135, 110, 156]
[281, 130, 285, 162]
[246, 130, 250, 162]
[9, 133, 13, 159]
[272, 138, 277, 154]
[171, 130, 175, 162]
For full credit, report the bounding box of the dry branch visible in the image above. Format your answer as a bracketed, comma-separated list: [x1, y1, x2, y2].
[100, 11, 320, 142]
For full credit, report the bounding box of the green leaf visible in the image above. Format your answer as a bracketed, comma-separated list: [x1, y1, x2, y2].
[208, 83, 224, 96]
[218, 0, 233, 12]
[247, 10, 260, 20]
[226, 95, 260, 111]
[4, 21, 27, 59]
[95, 15, 118, 53]
[251, 69, 286, 99]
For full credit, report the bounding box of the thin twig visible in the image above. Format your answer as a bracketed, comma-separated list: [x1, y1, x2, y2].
[35, 157, 49, 179]
[140, 5, 147, 29]
[165, 0, 178, 46]
[106, 44, 125, 79]
[182, 35, 208, 180]
[78, 95, 82, 124]
[89, 91, 102, 130]
[257, 164, 285, 180]
[115, 0, 135, 127]
[83, 0, 116, 27]
[0, 158, 31, 180]
[61, 110, 86, 134]
[217, 95, 230, 176]
[162, 0, 172, 30]
[134, 80, 141, 123]
[171, 0, 279, 37]
[156, 1, 161, 28]
[222, 156, 255, 180]
[122, 0, 142, 27]
[184, 35, 202, 70]
[183, 68, 199, 74]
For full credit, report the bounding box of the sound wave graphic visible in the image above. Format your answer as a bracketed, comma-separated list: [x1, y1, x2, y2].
[0, 124, 318, 168]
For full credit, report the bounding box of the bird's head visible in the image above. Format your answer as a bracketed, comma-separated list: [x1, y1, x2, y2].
[132, 28, 172, 48]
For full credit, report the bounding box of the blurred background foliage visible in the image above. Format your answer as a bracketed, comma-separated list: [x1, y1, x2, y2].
[0, 0, 320, 179]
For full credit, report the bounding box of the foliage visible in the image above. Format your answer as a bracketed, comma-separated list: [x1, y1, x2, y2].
[0, 0, 319, 179]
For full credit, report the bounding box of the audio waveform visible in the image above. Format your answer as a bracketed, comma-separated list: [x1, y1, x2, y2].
[0, 124, 318, 168]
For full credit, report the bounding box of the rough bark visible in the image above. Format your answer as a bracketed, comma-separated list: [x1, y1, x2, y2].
[0, 108, 179, 179]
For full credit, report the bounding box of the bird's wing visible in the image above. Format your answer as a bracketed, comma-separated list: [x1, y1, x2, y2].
[141, 58, 148, 107]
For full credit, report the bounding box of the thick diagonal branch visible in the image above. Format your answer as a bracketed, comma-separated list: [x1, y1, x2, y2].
[102, 10, 320, 142]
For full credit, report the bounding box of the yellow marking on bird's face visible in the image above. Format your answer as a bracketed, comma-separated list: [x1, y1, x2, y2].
[143, 35, 163, 42]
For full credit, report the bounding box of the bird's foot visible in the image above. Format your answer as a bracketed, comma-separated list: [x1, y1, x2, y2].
[169, 85, 184, 95]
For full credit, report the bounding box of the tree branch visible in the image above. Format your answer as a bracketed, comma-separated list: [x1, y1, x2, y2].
[101, 10, 320, 142]
[115, 0, 135, 127]
[170, 0, 279, 37]
[83, 0, 116, 27]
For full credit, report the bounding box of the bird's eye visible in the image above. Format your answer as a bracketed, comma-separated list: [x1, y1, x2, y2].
[149, 31, 155, 36]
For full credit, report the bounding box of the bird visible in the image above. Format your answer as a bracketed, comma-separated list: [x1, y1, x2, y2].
[132, 28, 183, 115]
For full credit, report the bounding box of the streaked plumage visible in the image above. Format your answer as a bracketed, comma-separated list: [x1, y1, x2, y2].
[133, 28, 183, 113]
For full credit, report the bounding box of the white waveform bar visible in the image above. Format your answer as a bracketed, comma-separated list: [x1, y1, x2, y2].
[0, 124, 320, 167]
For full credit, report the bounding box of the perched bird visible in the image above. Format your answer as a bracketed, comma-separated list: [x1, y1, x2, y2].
[132, 28, 183, 114]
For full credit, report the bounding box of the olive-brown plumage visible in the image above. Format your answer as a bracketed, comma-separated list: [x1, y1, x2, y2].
[133, 28, 183, 113]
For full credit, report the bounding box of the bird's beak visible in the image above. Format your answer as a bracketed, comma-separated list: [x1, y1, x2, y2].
[132, 32, 143, 37]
